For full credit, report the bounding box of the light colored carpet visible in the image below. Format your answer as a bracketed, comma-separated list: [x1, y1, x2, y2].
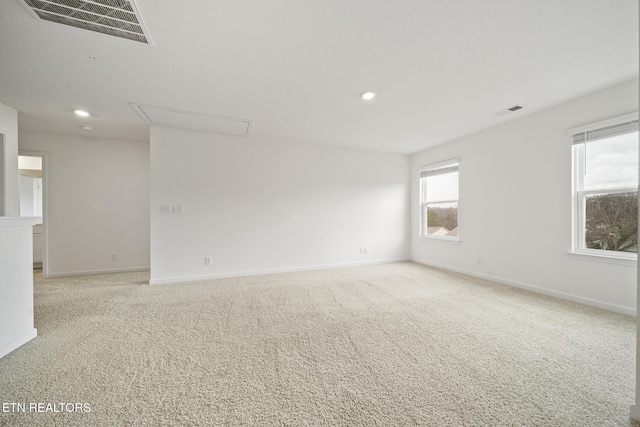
[0, 262, 636, 426]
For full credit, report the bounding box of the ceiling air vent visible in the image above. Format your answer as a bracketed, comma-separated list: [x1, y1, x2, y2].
[18, 0, 152, 45]
[493, 104, 524, 117]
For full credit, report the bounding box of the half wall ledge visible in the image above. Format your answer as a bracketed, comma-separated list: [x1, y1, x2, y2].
[0, 216, 39, 358]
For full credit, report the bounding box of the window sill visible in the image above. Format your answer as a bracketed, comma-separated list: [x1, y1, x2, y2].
[419, 236, 461, 244]
[568, 251, 637, 266]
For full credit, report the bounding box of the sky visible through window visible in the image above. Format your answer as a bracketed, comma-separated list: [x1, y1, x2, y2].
[584, 132, 638, 189]
[425, 172, 458, 202]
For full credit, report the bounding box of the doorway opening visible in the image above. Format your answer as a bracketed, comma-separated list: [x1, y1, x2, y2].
[19, 152, 48, 275]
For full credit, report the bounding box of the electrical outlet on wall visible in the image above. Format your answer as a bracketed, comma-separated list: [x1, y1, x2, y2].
[204, 256, 212, 265]
[111, 253, 118, 261]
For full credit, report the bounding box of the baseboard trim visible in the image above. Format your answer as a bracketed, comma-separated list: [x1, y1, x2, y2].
[411, 258, 635, 317]
[149, 258, 411, 285]
[46, 266, 150, 278]
[0, 328, 37, 359]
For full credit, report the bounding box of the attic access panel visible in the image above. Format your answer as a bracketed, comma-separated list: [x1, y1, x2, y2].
[131, 104, 253, 137]
[18, 0, 152, 44]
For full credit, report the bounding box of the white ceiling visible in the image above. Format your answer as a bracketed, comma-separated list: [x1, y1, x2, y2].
[0, 0, 637, 154]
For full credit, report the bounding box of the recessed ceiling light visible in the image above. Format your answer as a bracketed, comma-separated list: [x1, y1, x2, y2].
[361, 90, 376, 101]
[74, 110, 90, 117]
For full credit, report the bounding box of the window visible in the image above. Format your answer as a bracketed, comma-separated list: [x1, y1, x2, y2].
[419, 159, 459, 239]
[571, 113, 639, 259]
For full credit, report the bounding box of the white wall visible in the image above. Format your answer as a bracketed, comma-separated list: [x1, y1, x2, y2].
[0, 102, 19, 216]
[0, 134, 3, 215]
[19, 174, 36, 216]
[19, 132, 150, 276]
[150, 126, 410, 284]
[0, 217, 38, 358]
[411, 78, 639, 315]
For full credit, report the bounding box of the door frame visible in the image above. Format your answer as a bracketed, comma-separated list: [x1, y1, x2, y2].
[19, 150, 49, 277]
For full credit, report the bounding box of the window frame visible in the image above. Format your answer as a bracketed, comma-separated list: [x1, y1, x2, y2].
[570, 113, 639, 262]
[419, 158, 460, 241]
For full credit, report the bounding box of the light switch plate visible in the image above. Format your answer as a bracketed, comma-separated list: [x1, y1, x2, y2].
[160, 204, 171, 213]
[172, 204, 183, 214]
